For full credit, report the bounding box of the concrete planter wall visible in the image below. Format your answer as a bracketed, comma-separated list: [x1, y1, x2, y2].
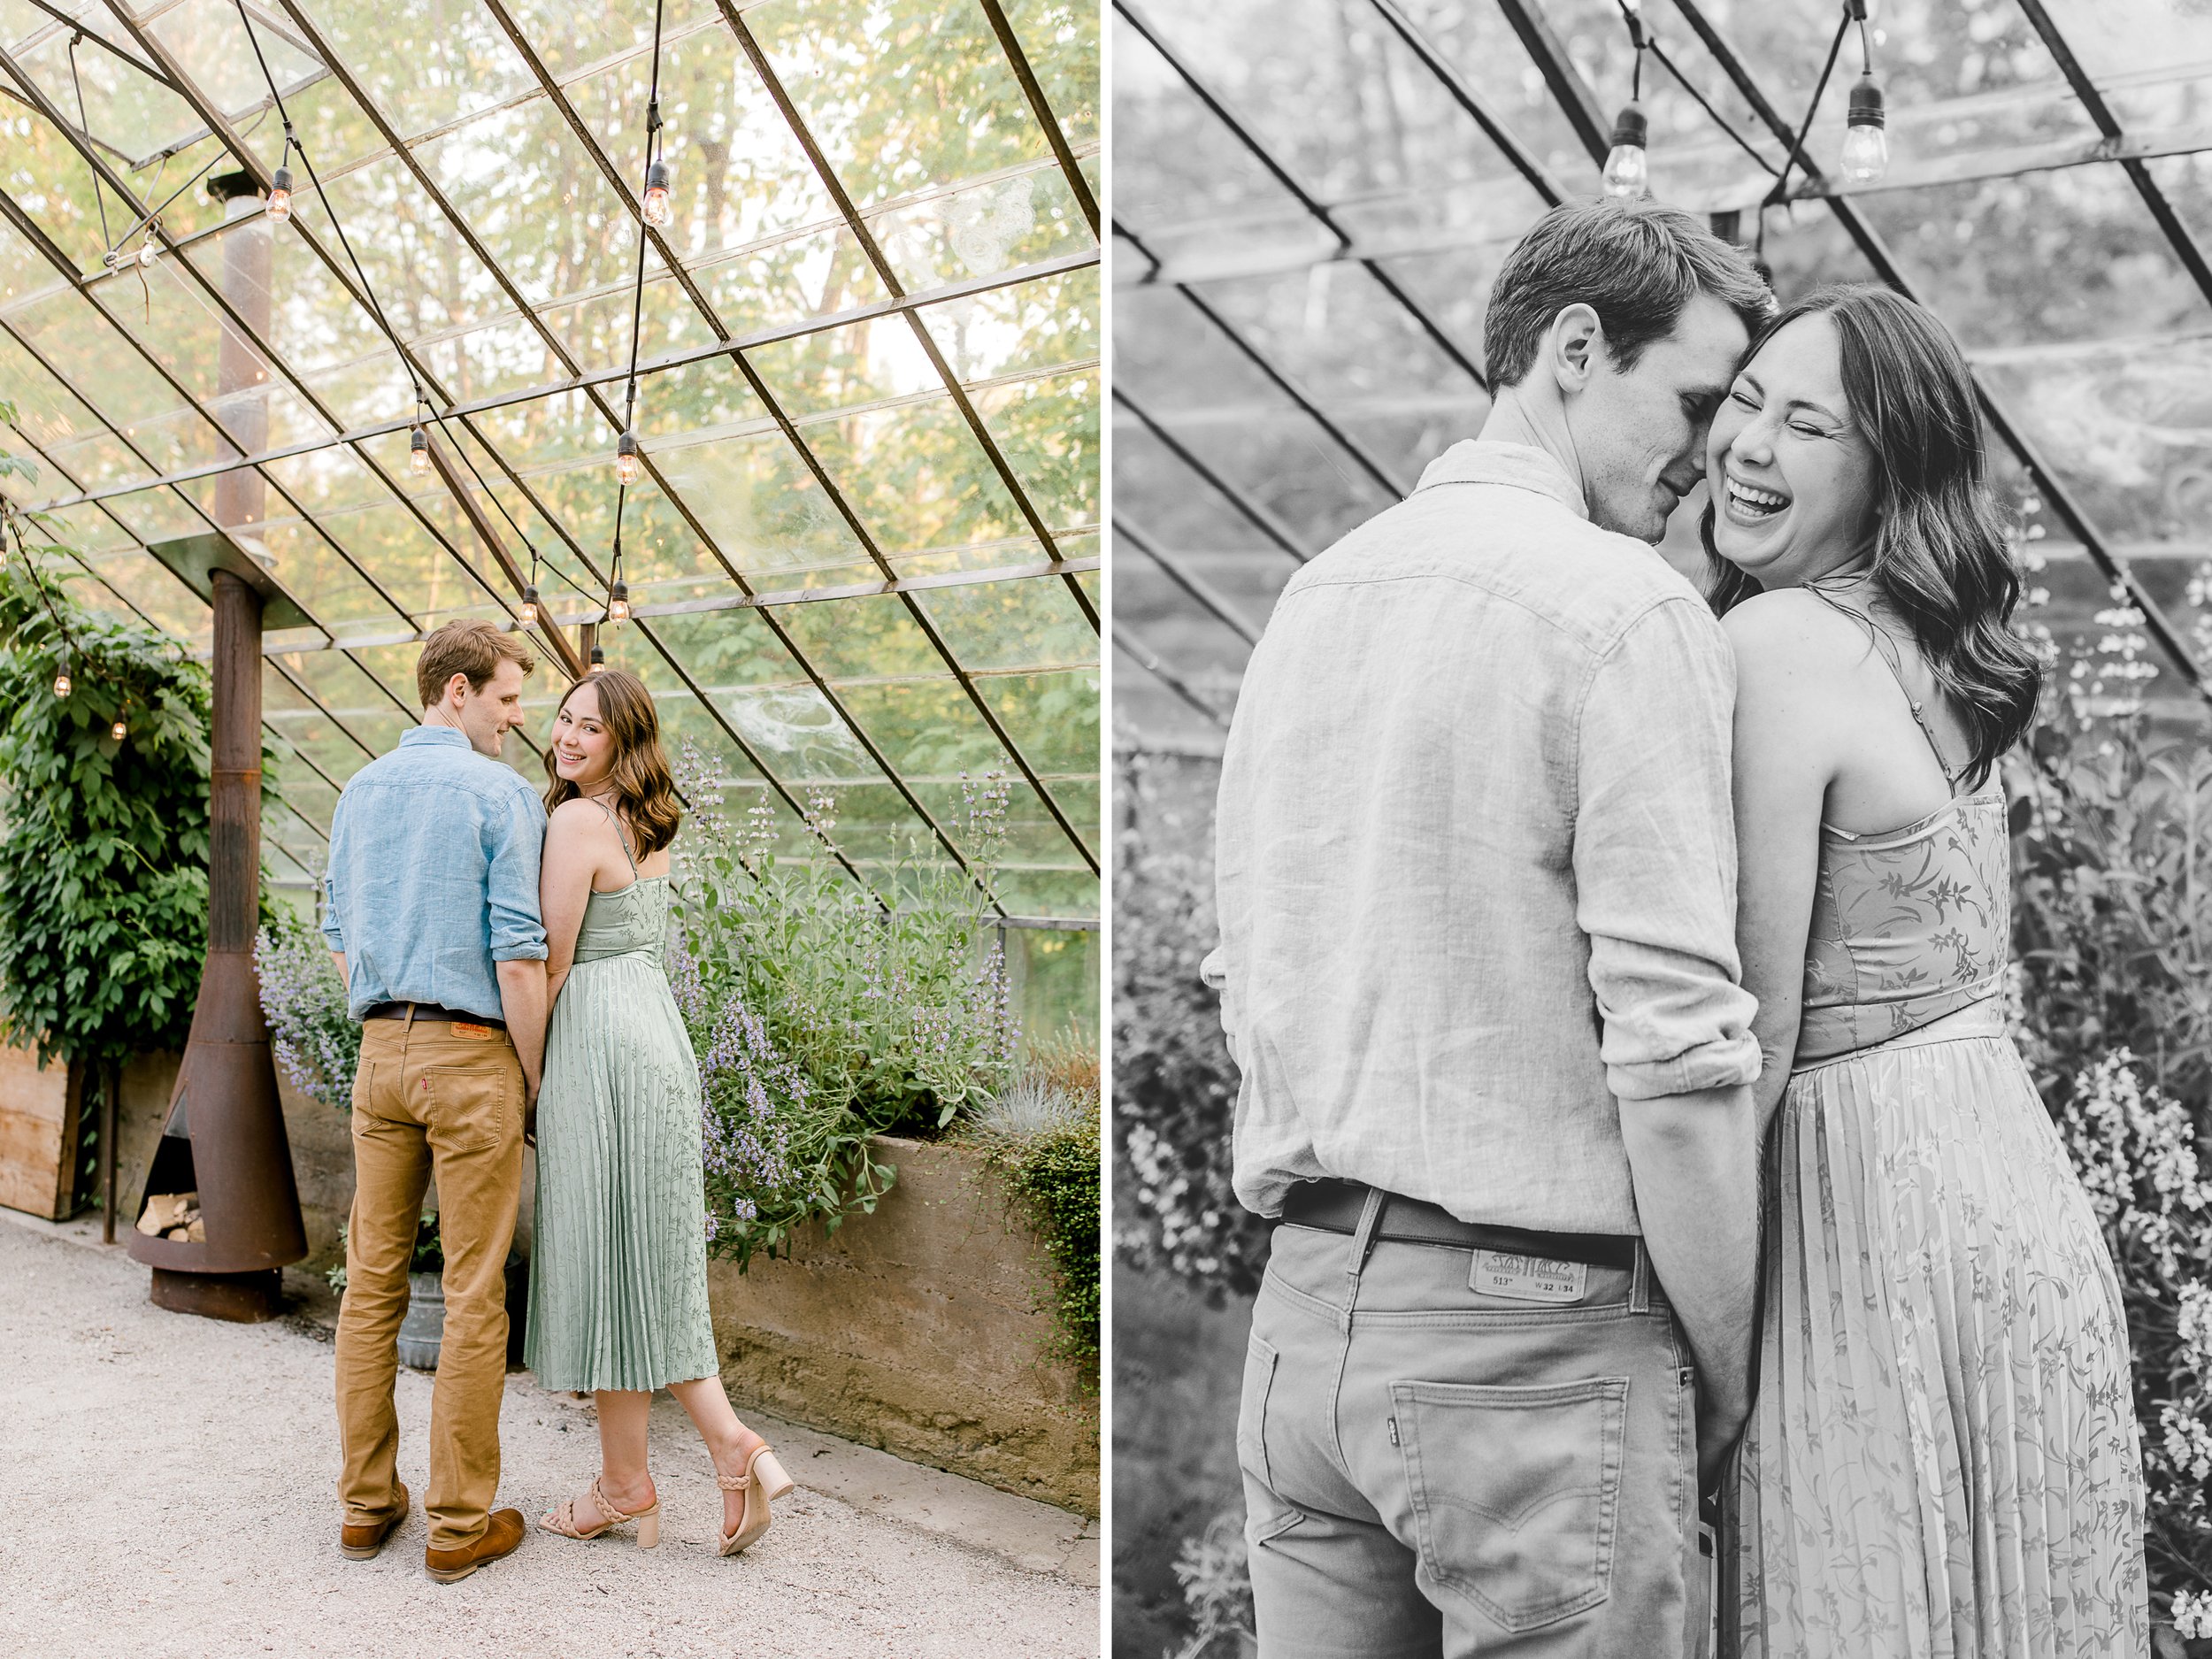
[707, 1135, 1099, 1516]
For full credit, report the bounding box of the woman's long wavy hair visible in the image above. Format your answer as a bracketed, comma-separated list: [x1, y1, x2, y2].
[541, 668, 683, 856]
[1703, 283, 2041, 789]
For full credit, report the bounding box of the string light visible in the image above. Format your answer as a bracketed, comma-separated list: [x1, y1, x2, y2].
[111, 714, 127, 742]
[1840, 3, 1888, 186]
[1601, 3, 1651, 199]
[53, 666, 70, 699]
[409, 424, 432, 477]
[1602, 104, 1649, 198]
[641, 159, 672, 227]
[616, 429, 642, 487]
[607, 580, 630, 623]
[518, 583, 540, 626]
[265, 164, 292, 222]
[588, 643, 607, 673]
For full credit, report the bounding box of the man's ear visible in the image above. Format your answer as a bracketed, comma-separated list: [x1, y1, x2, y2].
[443, 671, 472, 709]
[1548, 303, 1605, 396]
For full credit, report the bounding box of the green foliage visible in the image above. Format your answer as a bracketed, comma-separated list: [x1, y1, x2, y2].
[672, 746, 1019, 1265]
[326, 1214, 442, 1293]
[255, 905, 360, 1109]
[2008, 701, 2212, 1626]
[973, 1037, 1102, 1382]
[1112, 756, 1269, 1301]
[0, 515, 214, 1070]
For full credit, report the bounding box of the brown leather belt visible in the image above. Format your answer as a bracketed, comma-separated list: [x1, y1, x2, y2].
[1279, 1179, 1639, 1271]
[364, 1001, 505, 1029]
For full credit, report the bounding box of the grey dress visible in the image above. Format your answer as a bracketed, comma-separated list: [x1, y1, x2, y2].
[524, 806, 718, 1392]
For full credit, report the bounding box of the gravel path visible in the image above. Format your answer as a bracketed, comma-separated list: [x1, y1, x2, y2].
[0, 1218, 1097, 1659]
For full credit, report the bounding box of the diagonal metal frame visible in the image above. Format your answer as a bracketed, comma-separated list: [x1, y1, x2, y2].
[471, 0, 1090, 899]
[1115, 386, 1312, 563]
[0, 47, 543, 667]
[1117, 219, 1408, 498]
[1114, 0, 1490, 392]
[2008, 0, 2212, 311]
[0, 0, 1106, 916]
[1113, 517, 1261, 645]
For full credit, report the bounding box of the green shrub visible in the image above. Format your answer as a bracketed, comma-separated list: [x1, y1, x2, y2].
[671, 749, 1019, 1265]
[974, 1039, 1102, 1382]
[256, 906, 360, 1109]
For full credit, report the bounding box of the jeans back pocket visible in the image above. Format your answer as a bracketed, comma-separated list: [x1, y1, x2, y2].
[1390, 1375, 1628, 1634]
[1236, 1333, 1280, 1487]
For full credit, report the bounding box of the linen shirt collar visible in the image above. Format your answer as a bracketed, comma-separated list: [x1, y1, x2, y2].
[401, 724, 470, 750]
[1413, 439, 1589, 522]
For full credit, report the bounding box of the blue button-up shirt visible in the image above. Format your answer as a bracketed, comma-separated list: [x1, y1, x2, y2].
[321, 726, 549, 1022]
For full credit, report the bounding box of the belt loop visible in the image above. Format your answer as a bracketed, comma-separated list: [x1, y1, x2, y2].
[403, 1001, 417, 1033]
[1339, 1186, 1387, 1333]
[1630, 1238, 1651, 1315]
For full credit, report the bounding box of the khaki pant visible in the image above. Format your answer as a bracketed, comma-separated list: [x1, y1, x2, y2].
[335, 1017, 524, 1551]
[1240, 1209, 1710, 1659]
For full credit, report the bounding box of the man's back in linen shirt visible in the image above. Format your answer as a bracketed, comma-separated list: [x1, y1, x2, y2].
[1211, 440, 1760, 1237]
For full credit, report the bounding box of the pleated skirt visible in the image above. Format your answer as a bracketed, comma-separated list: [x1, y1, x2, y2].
[524, 953, 719, 1393]
[1732, 1024, 2148, 1659]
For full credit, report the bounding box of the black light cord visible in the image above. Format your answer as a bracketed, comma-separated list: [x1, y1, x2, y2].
[1768, 11, 1850, 206]
[608, 0, 669, 615]
[230, 0, 565, 605]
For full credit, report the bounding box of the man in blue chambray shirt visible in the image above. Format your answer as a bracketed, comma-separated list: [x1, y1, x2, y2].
[322, 618, 550, 1584]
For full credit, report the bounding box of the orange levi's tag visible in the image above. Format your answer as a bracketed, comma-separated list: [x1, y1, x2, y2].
[449, 1022, 495, 1040]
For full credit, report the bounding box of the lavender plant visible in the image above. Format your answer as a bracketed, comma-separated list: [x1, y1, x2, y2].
[669, 748, 1020, 1263]
[255, 907, 359, 1109]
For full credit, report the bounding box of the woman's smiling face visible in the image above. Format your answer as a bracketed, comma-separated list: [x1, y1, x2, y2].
[1706, 311, 1881, 589]
[551, 680, 612, 789]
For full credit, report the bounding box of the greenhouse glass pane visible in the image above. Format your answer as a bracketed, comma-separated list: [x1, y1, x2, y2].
[287, 0, 533, 142]
[868, 165, 1094, 294]
[914, 571, 1095, 673]
[802, 396, 1044, 557]
[494, 0, 722, 88]
[1975, 331, 2212, 551]
[1849, 166, 2212, 350]
[916, 265, 1096, 383]
[1002, 0, 1097, 149]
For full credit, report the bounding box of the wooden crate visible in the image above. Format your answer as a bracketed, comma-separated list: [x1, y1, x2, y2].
[0, 1043, 81, 1221]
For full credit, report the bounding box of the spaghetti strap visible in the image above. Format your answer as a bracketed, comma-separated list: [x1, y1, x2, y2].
[588, 796, 640, 876]
[1803, 585, 1962, 791]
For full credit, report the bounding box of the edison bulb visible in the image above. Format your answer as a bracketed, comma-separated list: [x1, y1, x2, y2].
[607, 580, 631, 623]
[111, 718, 127, 741]
[615, 431, 642, 487]
[641, 160, 672, 227]
[410, 426, 432, 477]
[518, 584, 540, 626]
[1840, 119, 1889, 185]
[266, 165, 293, 223]
[52, 671, 70, 698]
[1602, 104, 1649, 200]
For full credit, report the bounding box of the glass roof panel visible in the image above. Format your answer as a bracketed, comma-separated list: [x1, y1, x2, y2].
[5, 0, 1095, 933]
[743, 0, 1059, 209]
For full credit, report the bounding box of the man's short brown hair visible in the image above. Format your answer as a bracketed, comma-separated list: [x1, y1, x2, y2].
[1483, 198, 1774, 389]
[415, 619, 535, 707]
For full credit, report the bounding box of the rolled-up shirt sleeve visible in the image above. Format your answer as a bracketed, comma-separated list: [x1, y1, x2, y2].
[1574, 595, 1761, 1102]
[486, 784, 549, 963]
[320, 803, 348, 952]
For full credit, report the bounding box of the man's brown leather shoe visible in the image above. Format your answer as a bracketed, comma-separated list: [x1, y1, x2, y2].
[425, 1508, 526, 1584]
[340, 1483, 410, 1560]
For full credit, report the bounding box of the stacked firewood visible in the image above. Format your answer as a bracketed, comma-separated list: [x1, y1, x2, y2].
[136, 1191, 204, 1243]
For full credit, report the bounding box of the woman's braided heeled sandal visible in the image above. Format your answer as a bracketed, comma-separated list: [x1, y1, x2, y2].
[540, 1475, 660, 1548]
[717, 1445, 794, 1556]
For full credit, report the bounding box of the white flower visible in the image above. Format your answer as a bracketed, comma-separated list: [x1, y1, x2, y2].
[2172, 1588, 2212, 1640]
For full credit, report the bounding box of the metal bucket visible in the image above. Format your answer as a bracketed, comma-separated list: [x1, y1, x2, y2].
[396, 1270, 444, 1370]
[392, 1256, 530, 1371]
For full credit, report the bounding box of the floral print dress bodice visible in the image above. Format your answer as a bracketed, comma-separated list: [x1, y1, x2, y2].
[1793, 788, 2009, 1066]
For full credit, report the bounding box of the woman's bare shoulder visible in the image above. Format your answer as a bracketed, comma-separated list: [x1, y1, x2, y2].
[545, 795, 618, 843]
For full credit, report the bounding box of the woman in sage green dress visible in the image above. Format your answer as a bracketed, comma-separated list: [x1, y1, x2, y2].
[526, 667, 793, 1556]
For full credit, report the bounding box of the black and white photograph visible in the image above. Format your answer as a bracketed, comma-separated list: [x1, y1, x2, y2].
[1111, 2, 2212, 1655]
